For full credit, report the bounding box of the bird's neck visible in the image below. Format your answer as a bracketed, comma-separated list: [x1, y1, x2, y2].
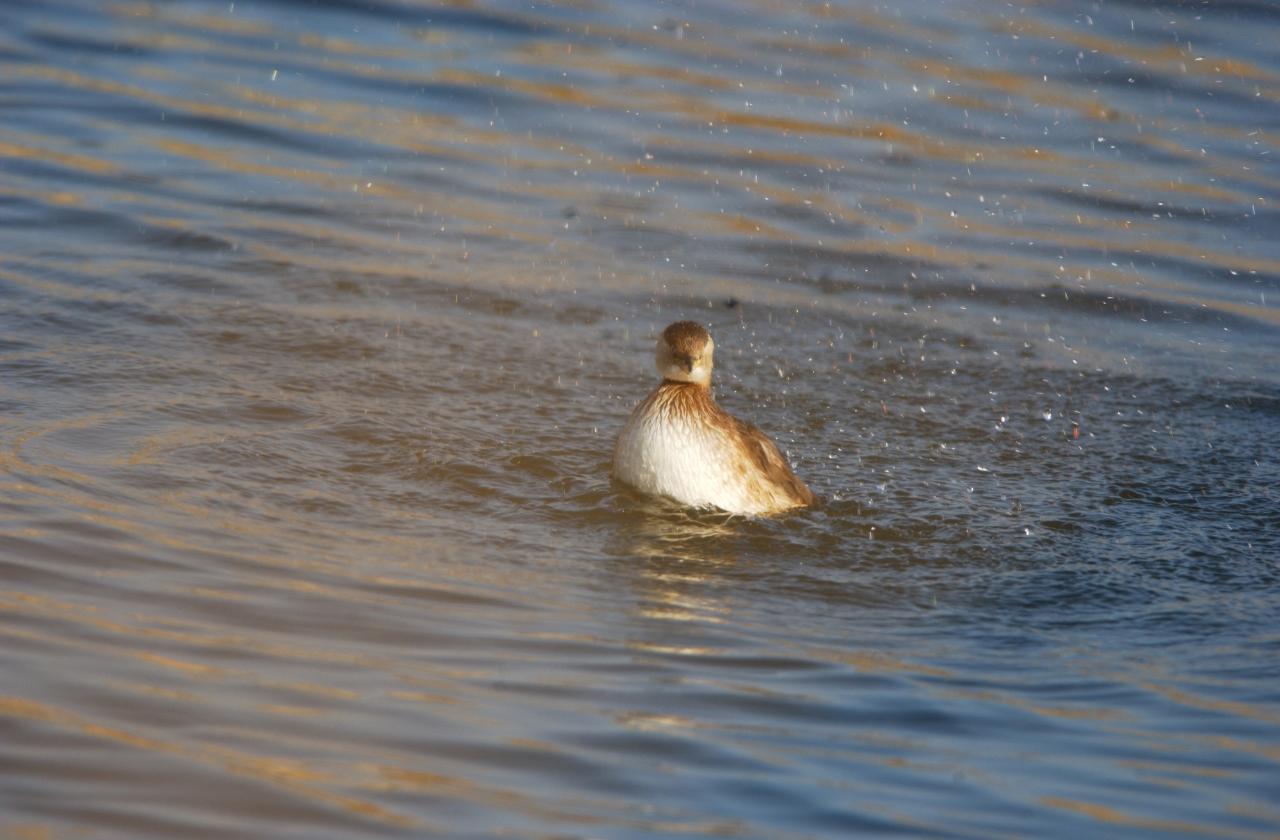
[650, 380, 717, 421]
[660, 379, 711, 392]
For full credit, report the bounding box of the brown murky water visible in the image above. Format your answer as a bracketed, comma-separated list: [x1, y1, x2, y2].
[2, 1, 1279, 837]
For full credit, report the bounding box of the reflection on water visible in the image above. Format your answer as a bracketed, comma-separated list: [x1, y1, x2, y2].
[2, 0, 1280, 837]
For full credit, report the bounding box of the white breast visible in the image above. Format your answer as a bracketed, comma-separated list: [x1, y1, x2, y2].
[613, 404, 766, 516]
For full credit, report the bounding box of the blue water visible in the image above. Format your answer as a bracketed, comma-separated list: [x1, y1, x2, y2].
[2, 1, 1279, 837]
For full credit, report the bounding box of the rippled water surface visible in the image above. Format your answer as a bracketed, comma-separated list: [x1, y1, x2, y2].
[3, 1, 1280, 837]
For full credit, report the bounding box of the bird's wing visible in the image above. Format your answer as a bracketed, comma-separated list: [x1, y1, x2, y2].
[730, 416, 817, 507]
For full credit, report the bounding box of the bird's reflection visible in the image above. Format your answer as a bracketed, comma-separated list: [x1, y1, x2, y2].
[606, 490, 744, 625]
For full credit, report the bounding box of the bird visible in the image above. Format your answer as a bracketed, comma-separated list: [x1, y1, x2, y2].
[613, 320, 815, 516]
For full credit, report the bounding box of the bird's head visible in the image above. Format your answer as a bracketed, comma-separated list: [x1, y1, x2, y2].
[655, 321, 714, 386]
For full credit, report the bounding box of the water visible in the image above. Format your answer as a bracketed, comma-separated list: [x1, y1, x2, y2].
[2, 0, 1279, 837]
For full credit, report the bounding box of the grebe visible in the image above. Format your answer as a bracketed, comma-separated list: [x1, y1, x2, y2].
[613, 321, 815, 516]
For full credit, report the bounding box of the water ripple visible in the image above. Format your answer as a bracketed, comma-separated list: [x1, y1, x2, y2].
[2, 0, 1279, 838]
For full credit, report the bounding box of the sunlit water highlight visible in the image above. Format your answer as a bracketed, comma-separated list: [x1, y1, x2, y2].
[2, 1, 1279, 837]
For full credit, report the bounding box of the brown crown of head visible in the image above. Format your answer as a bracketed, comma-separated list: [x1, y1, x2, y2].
[662, 321, 711, 357]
